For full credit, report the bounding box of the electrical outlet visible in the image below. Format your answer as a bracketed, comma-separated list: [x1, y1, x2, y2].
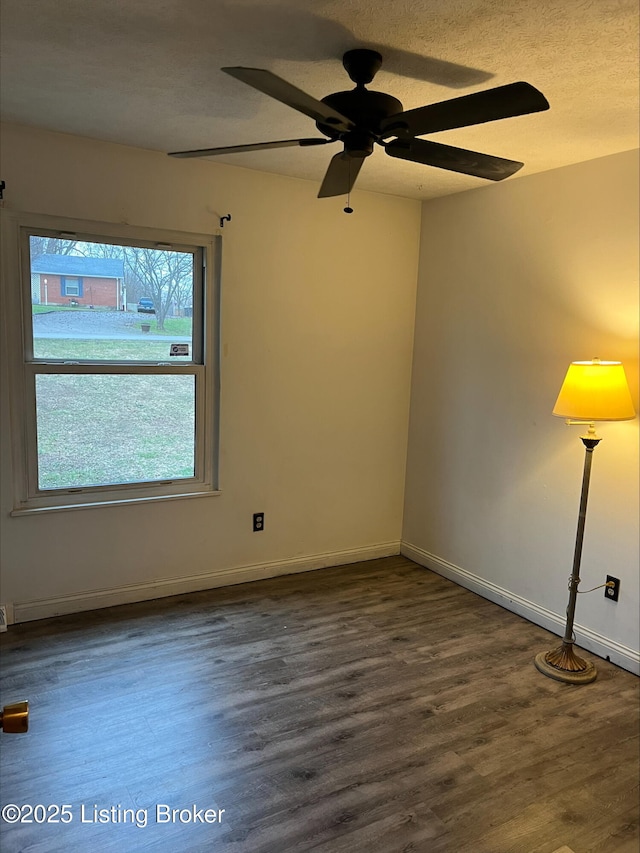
[605, 575, 620, 602]
[253, 512, 264, 532]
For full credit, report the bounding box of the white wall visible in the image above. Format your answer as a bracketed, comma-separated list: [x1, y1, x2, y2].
[403, 150, 639, 671]
[2, 124, 637, 673]
[0, 123, 421, 618]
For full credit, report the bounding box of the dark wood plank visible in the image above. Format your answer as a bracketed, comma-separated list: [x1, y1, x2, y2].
[0, 556, 638, 852]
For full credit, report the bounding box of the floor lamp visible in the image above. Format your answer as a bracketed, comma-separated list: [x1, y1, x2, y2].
[535, 358, 636, 684]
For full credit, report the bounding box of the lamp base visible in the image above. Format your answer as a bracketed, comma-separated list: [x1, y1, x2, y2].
[534, 644, 597, 684]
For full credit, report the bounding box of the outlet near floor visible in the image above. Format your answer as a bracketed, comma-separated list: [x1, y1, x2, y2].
[605, 575, 620, 602]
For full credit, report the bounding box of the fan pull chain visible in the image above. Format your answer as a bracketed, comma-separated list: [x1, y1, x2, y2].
[344, 159, 354, 214]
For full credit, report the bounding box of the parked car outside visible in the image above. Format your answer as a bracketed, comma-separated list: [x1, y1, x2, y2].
[137, 298, 155, 314]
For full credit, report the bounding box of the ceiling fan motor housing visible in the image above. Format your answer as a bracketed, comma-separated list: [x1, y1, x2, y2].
[317, 89, 404, 156]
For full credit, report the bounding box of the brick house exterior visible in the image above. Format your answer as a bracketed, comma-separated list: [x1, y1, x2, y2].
[31, 255, 126, 309]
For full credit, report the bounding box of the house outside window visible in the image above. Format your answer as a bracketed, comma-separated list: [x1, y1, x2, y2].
[1, 211, 221, 513]
[33, 256, 125, 308]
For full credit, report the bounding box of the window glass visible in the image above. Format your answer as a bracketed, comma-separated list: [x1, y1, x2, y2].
[62, 277, 81, 296]
[30, 236, 194, 362]
[35, 374, 196, 490]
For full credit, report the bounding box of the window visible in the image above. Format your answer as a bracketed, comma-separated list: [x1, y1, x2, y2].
[2, 212, 220, 512]
[61, 276, 82, 297]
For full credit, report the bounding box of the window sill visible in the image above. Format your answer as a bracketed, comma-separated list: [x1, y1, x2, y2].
[10, 489, 222, 516]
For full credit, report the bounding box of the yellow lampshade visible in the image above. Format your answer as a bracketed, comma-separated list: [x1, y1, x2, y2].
[553, 359, 636, 421]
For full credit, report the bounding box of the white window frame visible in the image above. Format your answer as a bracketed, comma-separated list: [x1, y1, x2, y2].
[1, 211, 221, 514]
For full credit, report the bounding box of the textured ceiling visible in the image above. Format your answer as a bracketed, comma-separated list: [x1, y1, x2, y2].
[0, 0, 638, 200]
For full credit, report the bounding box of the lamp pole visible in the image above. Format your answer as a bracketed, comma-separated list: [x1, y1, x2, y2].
[535, 434, 599, 684]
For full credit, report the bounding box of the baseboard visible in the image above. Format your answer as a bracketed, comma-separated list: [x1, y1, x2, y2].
[401, 541, 640, 677]
[13, 541, 401, 623]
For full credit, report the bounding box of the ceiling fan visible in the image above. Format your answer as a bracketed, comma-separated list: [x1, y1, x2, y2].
[169, 49, 549, 199]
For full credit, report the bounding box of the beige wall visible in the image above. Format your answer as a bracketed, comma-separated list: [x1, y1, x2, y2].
[1, 123, 637, 671]
[0, 123, 420, 615]
[403, 150, 639, 667]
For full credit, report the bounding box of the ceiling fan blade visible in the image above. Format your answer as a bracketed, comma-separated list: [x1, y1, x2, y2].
[381, 82, 549, 138]
[318, 152, 365, 198]
[169, 138, 333, 158]
[222, 67, 354, 133]
[385, 138, 524, 181]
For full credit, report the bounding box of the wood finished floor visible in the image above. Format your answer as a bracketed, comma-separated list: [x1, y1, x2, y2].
[0, 556, 638, 853]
